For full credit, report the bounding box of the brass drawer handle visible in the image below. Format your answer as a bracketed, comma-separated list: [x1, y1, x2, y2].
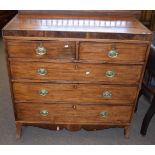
[40, 110, 48, 116]
[37, 68, 48, 75]
[108, 48, 118, 58]
[99, 111, 108, 118]
[35, 46, 47, 56]
[102, 91, 112, 98]
[38, 89, 48, 96]
[105, 70, 115, 78]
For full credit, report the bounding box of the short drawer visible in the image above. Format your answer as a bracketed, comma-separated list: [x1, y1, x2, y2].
[16, 103, 133, 124]
[10, 61, 143, 84]
[13, 83, 138, 104]
[79, 42, 148, 63]
[7, 40, 75, 59]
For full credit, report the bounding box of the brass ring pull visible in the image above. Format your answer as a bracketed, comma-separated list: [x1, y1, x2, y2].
[99, 111, 108, 118]
[105, 70, 115, 78]
[37, 68, 48, 75]
[108, 48, 118, 58]
[40, 110, 48, 116]
[35, 46, 47, 56]
[102, 91, 112, 98]
[38, 89, 48, 96]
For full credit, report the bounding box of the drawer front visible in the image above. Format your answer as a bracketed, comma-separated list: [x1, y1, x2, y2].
[16, 103, 132, 124]
[79, 42, 148, 63]
[7, 41, 75, 59]
[13, 83, 138, 104]
[10, 62, 143, 84]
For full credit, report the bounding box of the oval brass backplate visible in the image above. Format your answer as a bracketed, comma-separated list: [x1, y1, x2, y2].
[38, 89, 48, 96]
[37, 68, 48, 75]
[99, 111, 108, 118]
[105, 70, 115, 78]
[40, 110, 48, 116]
[108, 48, 118, 58]
[35, 46, 47, 56]
[102, 91, 112, 98]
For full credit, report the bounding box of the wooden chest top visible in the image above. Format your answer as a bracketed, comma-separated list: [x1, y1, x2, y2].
[2, 14, 152, 41]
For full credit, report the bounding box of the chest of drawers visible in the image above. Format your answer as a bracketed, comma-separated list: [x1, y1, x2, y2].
[2, 12, 152, 139]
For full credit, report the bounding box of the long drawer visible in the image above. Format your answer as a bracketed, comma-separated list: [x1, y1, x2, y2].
[7, 40, 76, 59]
[79, 42, 148, 63]
[15, 103, 133, 124]
[10, 61, 143, 84]
[13, 83, 138, 104]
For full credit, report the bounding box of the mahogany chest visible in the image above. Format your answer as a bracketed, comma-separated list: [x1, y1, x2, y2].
[2, 12, 152, 139]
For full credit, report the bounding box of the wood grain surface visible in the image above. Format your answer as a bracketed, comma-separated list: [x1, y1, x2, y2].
[15, 103, 133, 124]
[3, 14, 152, 40]
[10, 61, 143, 84]
[79, 42, 148, 63]
[7, 40, 76, 59]
[13, 82, 138, 104]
